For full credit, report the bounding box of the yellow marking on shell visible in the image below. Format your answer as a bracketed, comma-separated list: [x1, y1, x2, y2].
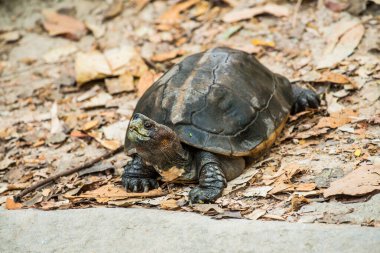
[232, 114, 289, 157]
[158, 166, 185, 182]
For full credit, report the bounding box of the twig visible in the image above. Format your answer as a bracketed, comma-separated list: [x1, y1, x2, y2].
[14, 146, 124, 202]
[292, 0, 303, 28]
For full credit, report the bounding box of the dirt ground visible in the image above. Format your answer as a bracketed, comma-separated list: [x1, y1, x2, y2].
[0, 0, 379, 225]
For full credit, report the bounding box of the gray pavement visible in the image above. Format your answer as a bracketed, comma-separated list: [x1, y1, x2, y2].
[1, 207, 379, 253]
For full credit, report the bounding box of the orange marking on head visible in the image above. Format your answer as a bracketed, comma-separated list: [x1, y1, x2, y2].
[161, 138, 171, 148]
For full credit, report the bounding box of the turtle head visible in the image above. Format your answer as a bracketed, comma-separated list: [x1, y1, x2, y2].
[126, 113, 188, 167]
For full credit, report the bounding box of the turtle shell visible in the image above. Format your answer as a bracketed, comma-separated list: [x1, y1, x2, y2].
[130, 47, 294, 156]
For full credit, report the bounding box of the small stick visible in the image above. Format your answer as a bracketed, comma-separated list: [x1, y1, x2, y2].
[14, 146, 123, 202]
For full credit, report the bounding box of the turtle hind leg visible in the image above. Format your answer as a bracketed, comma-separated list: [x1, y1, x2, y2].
[291, 84, 320, 114]
[189, 151, 227, 204]
[122, 155, 159, 192]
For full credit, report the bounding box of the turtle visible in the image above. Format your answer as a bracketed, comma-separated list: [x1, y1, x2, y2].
[122, 47, 319, 203]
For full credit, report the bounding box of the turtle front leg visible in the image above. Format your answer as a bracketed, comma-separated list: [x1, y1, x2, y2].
[291, 84, 320, 114]
[122, 155, 159, 192]
[189, 151, 227, 204]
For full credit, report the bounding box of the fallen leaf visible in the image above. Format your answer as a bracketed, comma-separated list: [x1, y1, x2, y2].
[78, 162, 115, 176]
[158, 0, 200, 24]
[262, 214, 285, 221]
[50, 101, 64, 134]
[213, 211, 242, 219]
[137, 70, 155, 97]
[81, 119, 99, 131]
[104, 45, 137, 75]
[5, 197, 23, 210]
[42, 9, 87, 40]
[23, 193, 44, 207]
[78, 185, 164, 202]
[223, 4, 289, 23]
[160, 199, 179, 210]
[251, 39, 275, 48]
[0, 158, 15, 171]
[223, 166, 259, 195]
[324, 165, 380, 198]
[75, 51, 112, 85]
[81, 92, 113, 109]
[295, 183, 316, 191]
[105, 72, 135, 94]
[316, 109, 358, 129]
[317, 23, 365, 69]
[151, 49, 186, 62]
[42, 44, 78, 63]
[0, 31, 21, 43]
[103, 120, 129, 144]
[104, 0, 124, 20]
[245, 209, 266, 220]
[84, 18, 105, 38]
[290, 195, 310, 212]
[317, 71, 351, 85]
[242, 186, 273, 197]
[192, 204, 224, 214]
[98, 139, 121, 150]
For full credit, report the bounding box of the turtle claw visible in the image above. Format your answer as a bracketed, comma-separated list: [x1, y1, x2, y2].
[122, 176, 159, 193]
[292, 87, 320, 114]
[189, 186, 222, 204]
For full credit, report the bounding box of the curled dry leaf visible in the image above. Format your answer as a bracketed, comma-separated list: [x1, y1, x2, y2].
[42, 9, 87, 40]
[158, 0, 200, 24]
[324, 165, 380, 198]
[104, 0, 124, 20]
[223, 4, 289, 23]
[5, 197, 23, 210]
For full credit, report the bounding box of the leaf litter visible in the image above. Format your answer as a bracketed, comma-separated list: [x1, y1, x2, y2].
[1, 0, 379, 225]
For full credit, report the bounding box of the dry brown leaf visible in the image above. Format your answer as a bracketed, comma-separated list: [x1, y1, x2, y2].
[104, 0, 124, 20]
[324, 165, 380, 198]
[316, 109, 358, 129]
[192, 204, 224, 214]
[242, 186, 273, 197]
[105, 72, 135, 94]
[223, 4, 289, 23]
[290, 195, 310, 212]
[137, 70, 156, 97]
[295, 183, 316, 192]
[318, 71, 351, 85]
[151, 49, 186, 62]
[251, 39, 275, 48]
[269, 182, 294, 195]
[262, 214, 285, 221]
[245, 209, 266, 220]
[317, 23, 365, 69]
[158, 0, 200, 24]
[81, 119, 99, 131]
[223, 166, 259, 195]
[78, 185, 164, 202]
[42, 9, 87, 40]
[75, 51, 112, 85]
[5, 197, 23, 210]
[98, 139, 121, 150]
[160, 199, 179, 210]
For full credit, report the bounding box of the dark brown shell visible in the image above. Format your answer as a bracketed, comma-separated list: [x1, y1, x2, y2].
[131, 47, 293, 156]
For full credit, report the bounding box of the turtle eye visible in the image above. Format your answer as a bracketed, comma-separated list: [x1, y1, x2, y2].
[144, 121, 153, 129]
